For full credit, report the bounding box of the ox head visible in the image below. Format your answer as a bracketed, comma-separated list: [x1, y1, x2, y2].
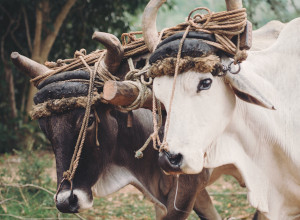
[142, 0, 275, 174]
[11, 32, 123, 213]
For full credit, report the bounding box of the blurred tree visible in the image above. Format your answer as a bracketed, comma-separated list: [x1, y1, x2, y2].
[135, 0, 300, 30]
[1, 0, 77, 117]
[0, 0, 149, 152]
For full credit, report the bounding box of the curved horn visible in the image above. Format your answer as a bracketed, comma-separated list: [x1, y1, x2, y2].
[225, 0, 243, 11]
[10, 52, 50, 78]
[142, 0, 166, 52]
[92, 32, 124, 74]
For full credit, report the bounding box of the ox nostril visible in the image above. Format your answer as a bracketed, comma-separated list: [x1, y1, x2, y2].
[158, 151, 183, 173]
[56, 191, 79, 213]
[167, 152, 183, 166]
[69, 194, 79, 213]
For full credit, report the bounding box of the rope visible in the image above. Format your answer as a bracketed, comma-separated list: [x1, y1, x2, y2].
[55, 54, 104, 200]
[135, 92, 162, 158]
[159, 25, 191, 152]
[39, 7, 247, 87]
[122, 8, 248, 63]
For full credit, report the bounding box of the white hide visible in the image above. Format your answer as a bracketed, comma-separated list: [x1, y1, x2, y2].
[91, 164, 168, 217]
[153, 18, 300, 219]
[251, 20, 285, 51]
[92, 164, 138, 197]
[56, 189, 93, 211]
[55, 165, 146, 212]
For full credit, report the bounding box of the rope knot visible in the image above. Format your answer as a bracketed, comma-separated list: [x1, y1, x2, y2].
[63, 170, 72, 180]
[74, 49, 87, 58]
[135, 151, 143, 159]
[159, 142, 169, 152]
[234, 49, 248, 64]
[187, 7, 212, 29]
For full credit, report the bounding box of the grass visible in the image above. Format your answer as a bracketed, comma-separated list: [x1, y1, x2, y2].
[0, 150, 255, 220]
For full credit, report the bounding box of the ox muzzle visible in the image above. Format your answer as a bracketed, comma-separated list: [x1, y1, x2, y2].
[55, 188, 93, 213]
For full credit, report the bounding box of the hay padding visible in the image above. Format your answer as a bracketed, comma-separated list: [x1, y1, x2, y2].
[30, 93, 103, 119]
[149, 55, 220, 78]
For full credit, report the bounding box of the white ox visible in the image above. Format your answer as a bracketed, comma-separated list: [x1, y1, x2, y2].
[251, 20, 285, 51]
[152, 17, 300, 219]
[142, 1, 300, 219]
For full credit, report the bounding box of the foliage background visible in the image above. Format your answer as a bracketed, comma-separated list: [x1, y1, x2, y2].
[0, 0, 299, 219]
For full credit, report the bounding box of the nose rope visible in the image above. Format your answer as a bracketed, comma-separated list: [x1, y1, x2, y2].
[150, 8, 247, 153]
[55, 53, 104, 199]
[173, 174, 190, 213]
[159, 25, 191, 152]
[135, 30, 166, 158]
[135, 23, 191, 156]
[94, 108, 101, 147]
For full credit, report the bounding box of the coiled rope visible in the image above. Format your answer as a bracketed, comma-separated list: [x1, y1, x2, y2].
[35, 7, 247, 87]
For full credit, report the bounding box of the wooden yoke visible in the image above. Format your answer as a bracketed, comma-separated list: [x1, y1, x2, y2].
[103, 81, 159, 110]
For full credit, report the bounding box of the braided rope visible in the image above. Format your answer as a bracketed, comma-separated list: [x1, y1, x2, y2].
[123, 8, 247, 61]
[37, 7, 247, 88]
[55, 54, 104, 200]
[159, 25, 191, 152]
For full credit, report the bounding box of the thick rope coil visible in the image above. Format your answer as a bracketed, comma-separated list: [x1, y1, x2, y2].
[40, 7, 248, 85]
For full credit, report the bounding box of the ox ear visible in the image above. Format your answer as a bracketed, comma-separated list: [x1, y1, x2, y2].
[225, 73, 275, 110]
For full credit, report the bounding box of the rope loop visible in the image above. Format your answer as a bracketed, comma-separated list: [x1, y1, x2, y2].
[74, 49, 87, 58]
[187, 7, 212, 28]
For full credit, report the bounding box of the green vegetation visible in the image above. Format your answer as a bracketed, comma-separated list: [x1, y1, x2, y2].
[0, 151, 255, 219]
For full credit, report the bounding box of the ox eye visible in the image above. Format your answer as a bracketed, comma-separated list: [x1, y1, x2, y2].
[88, 115, 94, 127]
[197, 78, 212, 92]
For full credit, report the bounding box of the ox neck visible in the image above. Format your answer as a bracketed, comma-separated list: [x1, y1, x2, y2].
[227, 96, 300, 217]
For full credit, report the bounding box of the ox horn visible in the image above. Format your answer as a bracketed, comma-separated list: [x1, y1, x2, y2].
[225, 0, 243, 10]
[92, 32, 124, 74]
[142, 0, 166, 53]
[10, 52, 50, 78]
